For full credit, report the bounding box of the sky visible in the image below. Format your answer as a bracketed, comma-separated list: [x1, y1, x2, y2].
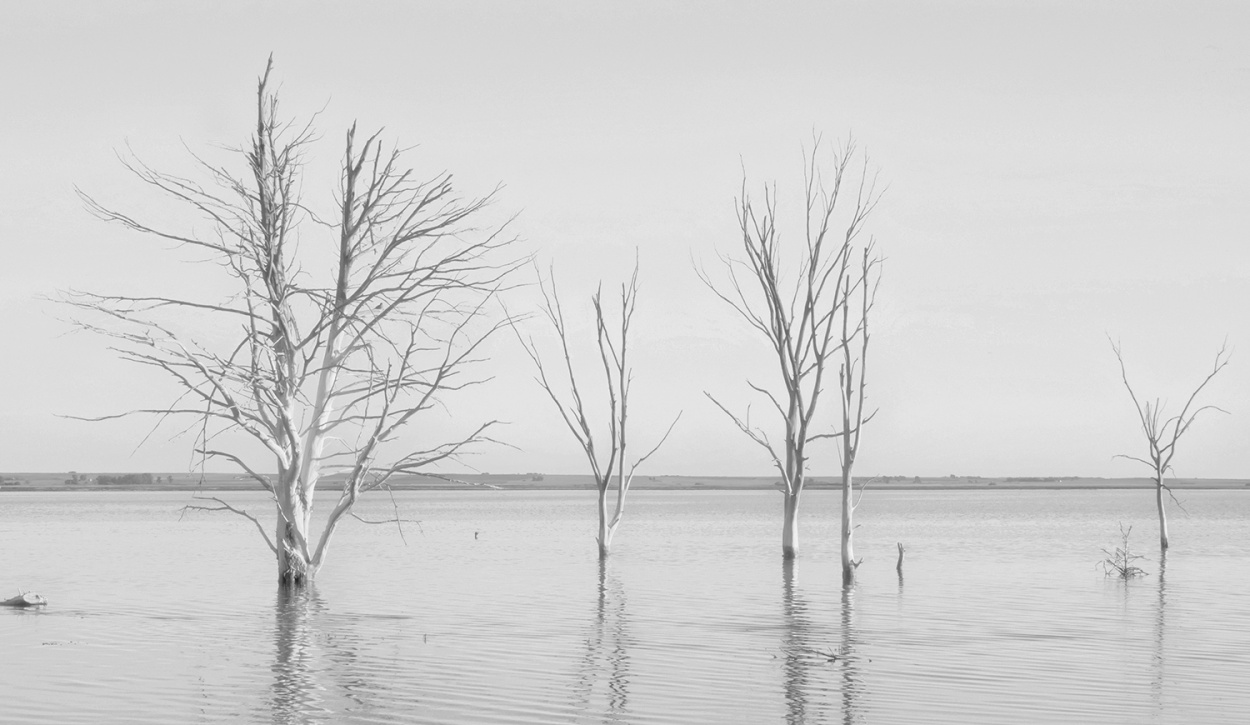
[1, 1, 1247, 479]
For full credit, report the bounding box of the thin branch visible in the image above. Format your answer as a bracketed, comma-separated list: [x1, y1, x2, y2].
[180, 495, 277, 556]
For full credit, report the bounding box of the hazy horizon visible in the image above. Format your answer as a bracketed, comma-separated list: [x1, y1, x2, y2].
[4, 470, 1247, 485]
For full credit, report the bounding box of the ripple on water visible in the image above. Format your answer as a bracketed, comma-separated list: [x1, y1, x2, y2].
[2, 489, 1250, 723]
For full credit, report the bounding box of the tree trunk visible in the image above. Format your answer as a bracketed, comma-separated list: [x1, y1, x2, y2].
[1156, 473, 1169, 551]
[840, 468, 855, 584]
[276, 483, 312, 587]
[277, 526, 308, 586]
[597, 486, 611, 560]
[782, 489, 800, 559]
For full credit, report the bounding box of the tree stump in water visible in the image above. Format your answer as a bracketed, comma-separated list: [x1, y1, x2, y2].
[1, 592, 47, 607]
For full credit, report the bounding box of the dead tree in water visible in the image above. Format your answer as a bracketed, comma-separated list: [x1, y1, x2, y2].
[67, 59, 519, 586]
[835, 246, 880, 582]
[514, 261, 679, 558]
[700, 136, 882, 568]
[1098, 523, 1148, 579]
[1111, 339, 1229, 551]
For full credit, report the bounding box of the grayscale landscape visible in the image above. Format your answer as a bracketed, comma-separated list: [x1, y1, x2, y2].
[2, 3, 1248, 723]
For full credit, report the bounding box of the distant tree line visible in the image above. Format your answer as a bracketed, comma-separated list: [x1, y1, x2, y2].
[61, 473, 180, 486]
[92, 473, 154, 486]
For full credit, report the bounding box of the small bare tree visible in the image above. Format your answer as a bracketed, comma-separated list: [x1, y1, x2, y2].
[1111, 338, 1230, 551]
[1098, 523, 1148, 579]
[66, 59, 519, 586]
[514, 262, 679, 559]
[700, 137, 882, 566]
[835, 246, 880, 582]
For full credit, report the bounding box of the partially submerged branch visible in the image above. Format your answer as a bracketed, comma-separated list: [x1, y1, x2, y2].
[1099, 523, 1149, 579]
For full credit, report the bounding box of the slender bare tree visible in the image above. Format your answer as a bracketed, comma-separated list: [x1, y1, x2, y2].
[66, 59, 519, 586]
[700, 137, 882, 567]
[835, 246, 880, 582]
[1111, 339, 1230, 551]
[514, 261, 679, 559]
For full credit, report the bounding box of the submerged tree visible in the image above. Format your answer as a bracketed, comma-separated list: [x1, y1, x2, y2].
[700, 137, 882, 569]
[67, 59, 518, 586]
[514, 261, 679, 559]
[1098, 523, 1148, 579]
[834, 246, 879, 582]
[1111, 339, 1230, 551]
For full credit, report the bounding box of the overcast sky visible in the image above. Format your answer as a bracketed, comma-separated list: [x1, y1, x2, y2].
[1, 1, 1247, 478]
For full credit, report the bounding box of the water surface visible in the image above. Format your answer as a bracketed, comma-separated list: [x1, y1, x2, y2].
[3, 488, 1249, 723]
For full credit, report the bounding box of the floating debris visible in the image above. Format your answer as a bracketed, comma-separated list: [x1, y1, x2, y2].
[2, 592, 48, 607]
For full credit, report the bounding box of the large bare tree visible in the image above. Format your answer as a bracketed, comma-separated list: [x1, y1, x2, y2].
[514, 262, 678, 559]
[1111, 339, 1230, 551]
[700, 137, 882, 570]
[67, 59, 518, 586]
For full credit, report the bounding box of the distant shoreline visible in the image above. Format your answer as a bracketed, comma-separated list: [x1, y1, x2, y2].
[3, 472, 1249, 493]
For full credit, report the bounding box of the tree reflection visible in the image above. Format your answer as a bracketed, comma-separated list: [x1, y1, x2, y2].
[780, 559, 811, 724]
[780, 561, 867, 723]
[269, 586, 393, 723]
[780, 557, 870, 720]
[1152, 550, 1168, 716]
[572, 558, 631, 722]
[839, 582, 863, 725]
[271, 585, 325, 724]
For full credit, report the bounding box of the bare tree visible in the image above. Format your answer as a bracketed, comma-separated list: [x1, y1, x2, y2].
[835, 246, 880, 582]
[1111, 338, 1230, 551]
[514, 261, 679, 559]
[66, 59, 519, 586]
[700, 136, 882, 568]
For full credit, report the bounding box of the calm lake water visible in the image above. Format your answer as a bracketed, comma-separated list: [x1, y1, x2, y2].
[3, 488, 1249, 724]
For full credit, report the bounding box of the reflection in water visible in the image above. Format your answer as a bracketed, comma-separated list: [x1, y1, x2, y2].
[1152, 550, 1168, 716]
[573, 559, 631, 722]
[779, 562, 864, 724]
[271, 585, 326, 724]
[269, 586, 396, 724]
[780, 560, 811, 724]
[839, 583, 863, 725]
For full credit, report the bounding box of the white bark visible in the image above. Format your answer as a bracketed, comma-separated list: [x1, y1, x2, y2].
[516, 262, 677, 560]
[597, 487, 612, 558]
[1111, 339, 1228, 553]
[840, 468, 855, 583]
[1156, 474, 1169, 551]
[782, 491, 800, 559]
[70, 58, 518, 587]
[700, 136, 882, 560]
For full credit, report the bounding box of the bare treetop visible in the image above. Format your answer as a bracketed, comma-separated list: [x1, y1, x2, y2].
[513, 259, 679, 558]
[700, 135, 883, 561]
[66, 58, 523, 584]
[1110, 337, 1230, 550]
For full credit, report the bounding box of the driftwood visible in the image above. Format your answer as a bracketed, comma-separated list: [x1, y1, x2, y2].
[1, 592, 47, 607]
